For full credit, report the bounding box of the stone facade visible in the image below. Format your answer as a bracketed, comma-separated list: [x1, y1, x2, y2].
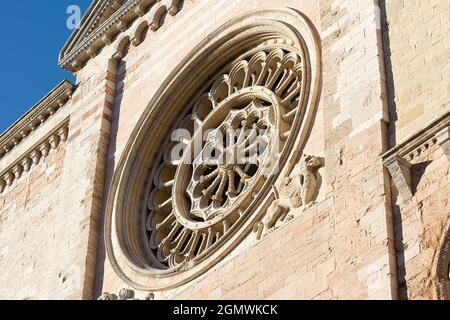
[0, 0, 448, 300]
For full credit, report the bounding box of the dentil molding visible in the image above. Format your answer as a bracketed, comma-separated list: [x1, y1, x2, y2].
[0, 80, 74, 161]
[382, 111, 450, 201]
[0, 121, 69, 194]
[59, 0, 182, 72]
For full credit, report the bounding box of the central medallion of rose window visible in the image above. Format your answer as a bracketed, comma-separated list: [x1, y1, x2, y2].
[188, 100, 272, 222]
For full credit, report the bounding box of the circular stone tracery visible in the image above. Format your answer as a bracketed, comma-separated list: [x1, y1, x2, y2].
[147, 46, 303, 270]
[189, 99, 272, 219]
[105, 9, 321, 291]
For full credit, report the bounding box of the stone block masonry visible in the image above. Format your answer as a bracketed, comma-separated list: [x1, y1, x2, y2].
[0, 0, 448, 300]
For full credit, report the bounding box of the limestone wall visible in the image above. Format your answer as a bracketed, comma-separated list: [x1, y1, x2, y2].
[383, 0, 449, 143]
[0, 131, 67, 299]
[393, 144, 450, 299]
[92, 0, 397, 300]
[382, 0, 450, 299]
[0, 0, 447, 300]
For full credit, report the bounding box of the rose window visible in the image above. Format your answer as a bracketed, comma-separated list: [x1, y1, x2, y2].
[147, 47, 304, 270]
[104, 10, 320, 291]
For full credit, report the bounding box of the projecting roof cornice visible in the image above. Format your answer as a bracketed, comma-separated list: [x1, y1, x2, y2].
[59, 0, 181, 73]
[0, 80, 74, 160]
[382, 111, 450, 201]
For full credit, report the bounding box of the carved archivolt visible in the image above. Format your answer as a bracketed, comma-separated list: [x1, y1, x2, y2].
[105, 8, 321, 291]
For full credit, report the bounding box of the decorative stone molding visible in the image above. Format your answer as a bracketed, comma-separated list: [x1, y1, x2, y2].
[59, 0, 183, 72]
[384, 155, 413, 200]
[104, 8, 321, 291]
[0, 80, 74, 160]
[436, 126, 450, 162]
[382, 111, 450, 200]
[0, 121, 69, 194]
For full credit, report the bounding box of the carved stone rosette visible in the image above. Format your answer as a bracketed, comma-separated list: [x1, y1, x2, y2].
[104, 8, 321, 291]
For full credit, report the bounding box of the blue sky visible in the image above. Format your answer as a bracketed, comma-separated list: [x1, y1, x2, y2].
[0, 1, 92, 132]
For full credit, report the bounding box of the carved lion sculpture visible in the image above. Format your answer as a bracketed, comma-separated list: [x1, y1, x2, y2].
[254, 154, 322, 239]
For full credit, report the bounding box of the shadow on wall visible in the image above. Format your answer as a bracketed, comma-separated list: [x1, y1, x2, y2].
[379, 0, 398, 147]
[411, 161, 432, 194]
[393, 160, 432, 300]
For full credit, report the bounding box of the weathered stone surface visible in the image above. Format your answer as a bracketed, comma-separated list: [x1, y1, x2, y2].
[0, 0, 448, 300]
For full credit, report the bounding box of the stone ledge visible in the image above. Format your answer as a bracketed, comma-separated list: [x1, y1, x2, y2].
[0, 80, 74, 160]
[382, 111, 450, 200]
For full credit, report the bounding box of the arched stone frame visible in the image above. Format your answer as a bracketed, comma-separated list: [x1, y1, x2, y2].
[149, 0, 177, 31]
[104, 8, 322, 291]
[434, 218, 450, 299]
[113, 35, 132, 61]
[132, 21, 149, 47]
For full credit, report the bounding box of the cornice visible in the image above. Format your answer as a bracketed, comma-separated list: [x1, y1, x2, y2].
[59, 0, 182, 73]
[383, 111, 450, 162]
[0, 121, 69, 194]
[62, 0, 114, 56]
[0, 80, 74, 160]
[382, 111, 450, 200]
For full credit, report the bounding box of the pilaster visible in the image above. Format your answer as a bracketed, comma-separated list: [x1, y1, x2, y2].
[57, 57, 118, 299]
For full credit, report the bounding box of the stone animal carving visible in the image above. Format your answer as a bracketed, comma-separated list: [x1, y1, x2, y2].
[97, 288, 137, 300]
[97, 289, 156, 301]
[97, 293, 118, 300]
[254, 155, 322, 239]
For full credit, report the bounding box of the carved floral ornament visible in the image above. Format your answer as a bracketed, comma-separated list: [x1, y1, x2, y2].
[104, 8, 322, 291]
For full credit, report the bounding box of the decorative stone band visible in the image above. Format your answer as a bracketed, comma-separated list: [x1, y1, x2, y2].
[59, 0, 182, 72]
[0, 80, 74, 160]
[382, 111, 450, 201]
[0, 121, 69, 194]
